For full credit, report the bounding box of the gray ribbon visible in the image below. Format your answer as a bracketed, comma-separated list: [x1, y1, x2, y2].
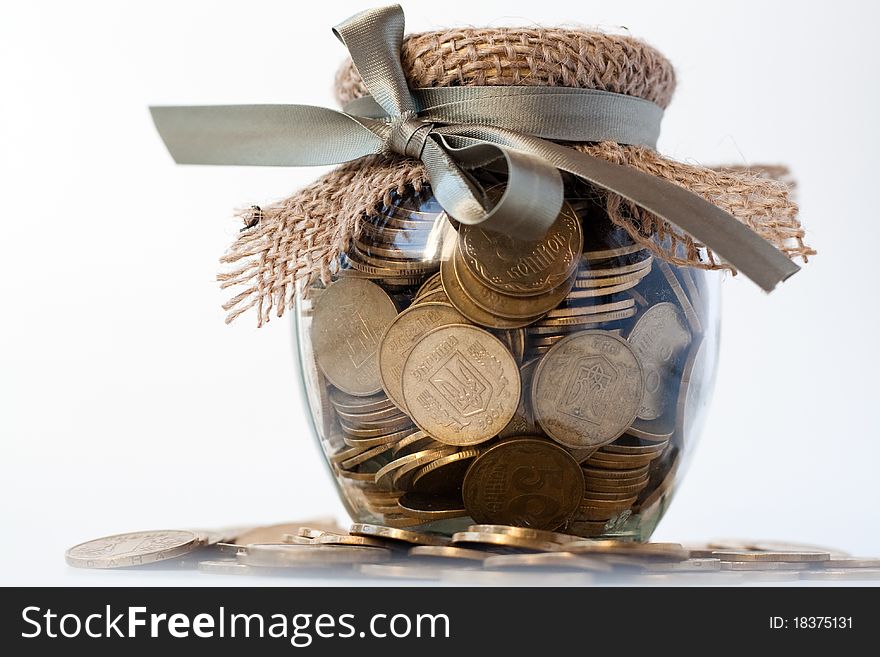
[150, 4, 799, 291]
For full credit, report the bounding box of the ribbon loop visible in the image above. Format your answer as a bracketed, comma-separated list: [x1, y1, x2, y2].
[150, 3, 801, 291]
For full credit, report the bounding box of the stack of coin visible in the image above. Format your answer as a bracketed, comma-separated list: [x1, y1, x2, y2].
[344, 191, 448, 288]
[301, 182, 716, 539]
[68, 524, 880, 583]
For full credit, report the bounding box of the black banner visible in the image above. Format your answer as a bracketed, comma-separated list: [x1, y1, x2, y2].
[1, 586, 873, 654]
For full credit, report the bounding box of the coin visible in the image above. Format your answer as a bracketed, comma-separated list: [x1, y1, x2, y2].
[410, 447, 483, 494]
[408, 545, 487, 562]
[562, 540, 689, 561]
[711, 550, 830, 563]
[483, 552, 613, 571]
[459, 200, 582, 296]
[719, 561, 810, 571]
[453, 243, 577, 320]
[627, 302, 692, 420]
[233, 520, 344, 545]
[397, 493, 468, 520]
[373, 447, 457, 490]
[498, 359, 539, 438]
[820, 558, 880, 568]
[441, 250, 538, 329]
[357, 563, 443, 580]
[451, 531, 560, 552]
[311, 279, 399, 396]
[349, 523, 450, 546]
[467, 524, 580, 545]
[198, 559, 253, 575]
[66, 530, 202, 569]
[378, 302, 468, 411]
[239, 544, 392, 567]
[329, 389, 395, 414]
[313, 533, 393, 548]
[462, 437, 584, 530]
[402, 324, 520, 445]
[532, 331, 645, 449]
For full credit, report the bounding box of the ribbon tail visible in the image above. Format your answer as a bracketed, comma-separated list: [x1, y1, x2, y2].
[149, 105, 385, 166]
[431, 137, 563, 240]
[442, 126, 800, 291]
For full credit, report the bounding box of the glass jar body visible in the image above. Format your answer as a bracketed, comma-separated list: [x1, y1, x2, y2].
[294, 184, 719, 540]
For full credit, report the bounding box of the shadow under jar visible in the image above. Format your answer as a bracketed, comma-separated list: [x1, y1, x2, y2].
[295, 178, 719, 540]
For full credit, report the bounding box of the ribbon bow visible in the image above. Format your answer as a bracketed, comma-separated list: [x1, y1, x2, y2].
[150, 4, 799, 291]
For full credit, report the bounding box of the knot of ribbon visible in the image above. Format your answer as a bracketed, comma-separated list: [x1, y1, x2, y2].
[150, 4, 799, 291]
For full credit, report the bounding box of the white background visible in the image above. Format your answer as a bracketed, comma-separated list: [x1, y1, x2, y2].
[1, 0, 878, 586]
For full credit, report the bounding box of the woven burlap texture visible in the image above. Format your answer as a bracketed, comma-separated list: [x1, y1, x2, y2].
[219, 26, 813, 326]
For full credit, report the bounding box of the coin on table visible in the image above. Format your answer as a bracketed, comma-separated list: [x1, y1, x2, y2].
[233, 520, 345, 545]
[467, 524, 580, 545]
[408, 545, 488, 563]
[561, 540, 689, 561]
[532, 330, 645, 449]
[239, 544, 392, 567]
[349, 523, 450, 546]
[198, 559, 253, 576]
[378, 302, 467, 411]
[402, 324, 520, 446]
[462, 437, 584, 530]
[65, 530, 202, 569]
[459, 199, 582, 296]
[451, 531, 561, 552]
[311, 278, 399, 396]
[627, 302, 692, 420]
[483, 552, 613, 572]
[711, 550, 830, 563]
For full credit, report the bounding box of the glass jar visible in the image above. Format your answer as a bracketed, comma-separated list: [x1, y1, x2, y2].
[294, 178, 719, 540]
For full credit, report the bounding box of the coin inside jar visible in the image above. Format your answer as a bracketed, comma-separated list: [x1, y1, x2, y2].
[311, 278, 399, 396]
[458, 198, 582, 297]
[378, 301, 468, 412]
[462, 437, 584, 530]
[401, 324, 521, 446]
[532, 330, 645, 449]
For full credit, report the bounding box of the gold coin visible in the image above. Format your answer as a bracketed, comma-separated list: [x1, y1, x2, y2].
[378, 302, 468, 412]
[239, 544, 392, 567]
[568, 278, 641, 296]
[462, 437, 584, 530]
[582, 463, 650, 480]
[562, 540, 689, 561]
[528, 311, 637, 335]
[483, 552, 612, 572]
[311, 279, 398, 396]
[340, 252, 434, 278]
[414, 272, 442, 297]
[349, 523, 450, 546]
[467, 524, 580, 545]
[542, 297, 636, 318]
[329, 389, 395, 413]
[627, 302, 692, 421]
[340, 442, 395, 470]
[600, 439, 669, 456]
[408, 545, 487, 562]
[357, 563, 443, 580]
[459, 200, 582, 296]
[625, 422, 674, 443]
[410, 447, 483, 494]
[373, 447, 457, 490]
[578, 254, 653, 278]
[440, 250, 539, 329]
[498, 359, 540, 438]
[415, 289, 449, 304]
[583, 243, 644, 261]
[453, 243, 577, 320]
[339, 418, 415, 438]
[719, 561, 810, 571]
[402, 324, 521, 445]
[583, 478, 648, 495]
[65, 530, 201, 569]
[451, 531, 560, 552]
[396, 493, 468, 520]
[532, 330, 645, 449]
[711, 550, 830, 563]
[313, 533, 393, 548]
